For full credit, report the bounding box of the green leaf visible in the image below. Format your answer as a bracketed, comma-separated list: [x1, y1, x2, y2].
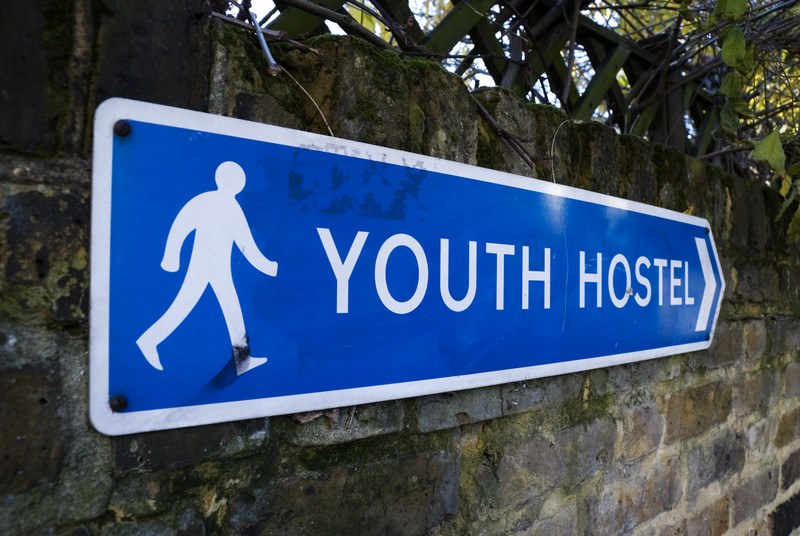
[721, 27, 746, 68]
[718, 104, 740, 141]
[720, 72, 743, 97]
[788, 206, 800, 243]
[737, 44, 756, 74]
[714, 0, 747, 21]
[752, 130, 786, 172]
[729, 98, 755, 118]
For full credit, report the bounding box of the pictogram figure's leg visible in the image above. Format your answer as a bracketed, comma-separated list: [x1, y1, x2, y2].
[137, 273, 208, 370]
[212, 275, 267, 375]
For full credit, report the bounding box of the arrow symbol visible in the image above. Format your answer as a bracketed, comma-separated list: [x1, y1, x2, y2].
[694, 236, 716, 332]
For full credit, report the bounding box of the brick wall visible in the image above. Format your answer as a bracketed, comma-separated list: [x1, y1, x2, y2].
[2, 2, 799, 534]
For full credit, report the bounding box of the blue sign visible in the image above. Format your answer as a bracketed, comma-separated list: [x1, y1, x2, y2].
[90, 98, 724, 435]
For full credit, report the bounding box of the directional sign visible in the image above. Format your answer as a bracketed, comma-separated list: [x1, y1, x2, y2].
[90, 98, 725, 435]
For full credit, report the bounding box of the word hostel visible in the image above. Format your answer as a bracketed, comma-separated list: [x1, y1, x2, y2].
[317, 228, 695, 314]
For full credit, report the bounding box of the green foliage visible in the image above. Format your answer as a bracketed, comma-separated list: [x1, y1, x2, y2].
[753, 131, 786, 173]
[719, 72, 743, 98]
[721, 27, 746, 68]
[789, 206, 800, 242]
[713, 0, 747, 22]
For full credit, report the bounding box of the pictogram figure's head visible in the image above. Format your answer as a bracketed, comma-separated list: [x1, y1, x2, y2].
[215, 161, 246, 194]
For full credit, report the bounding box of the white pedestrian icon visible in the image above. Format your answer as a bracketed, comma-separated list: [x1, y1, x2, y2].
[136, 161, 278, 375]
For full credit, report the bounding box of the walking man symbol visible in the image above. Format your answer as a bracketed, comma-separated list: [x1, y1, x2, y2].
[136, 161, 278, 375]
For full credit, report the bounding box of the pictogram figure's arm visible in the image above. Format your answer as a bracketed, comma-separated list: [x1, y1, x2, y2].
[233, 211, 278, 277]
[161, 204, 195, 272]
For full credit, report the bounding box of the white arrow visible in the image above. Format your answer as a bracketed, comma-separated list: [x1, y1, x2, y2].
[694, 236, 716, 332]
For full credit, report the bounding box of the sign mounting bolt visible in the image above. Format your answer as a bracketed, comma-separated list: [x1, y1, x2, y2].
[114, 120, 131, 137]
[109, 395, 128, 412]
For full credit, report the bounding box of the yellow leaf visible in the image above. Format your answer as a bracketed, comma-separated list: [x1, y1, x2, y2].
[781, 176, 792, 197]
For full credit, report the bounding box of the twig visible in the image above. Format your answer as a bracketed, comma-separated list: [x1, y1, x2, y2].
[472, 97, 548, 169]
[275, 0, 395, 51]
[210, 11, 320, 54]
[550, 120, 570, 182]
[281, 68, 336, 137]
[698, 145, 752, 161]
[561, 0, 581, 107]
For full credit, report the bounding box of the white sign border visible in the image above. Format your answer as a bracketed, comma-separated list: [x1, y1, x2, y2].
[90, 98, 725, 436]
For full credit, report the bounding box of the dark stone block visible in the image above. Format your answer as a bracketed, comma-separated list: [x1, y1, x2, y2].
[114, 418, 268, 472]
[769, 492, 800, 536]
[227, 452, 458, 535]
[176, 524, 206, 536]
[93, 0, 210, 112]
[496, 417, 616, 497]
[773, 317, 800, 357]
[662, 382, 732, 443]
[586, 457, 680, 533]
[732, 464, 778, 526]
[58, 528, 92, 536]
[782, 449, 800, 490]
[727, 175, 752, 252]
[630, 169, 658, 204]
[776, 406, 800, 449]
[2, 187, 89, 325]
[0, 1, 75, 154]
[687, 430, 746, 499]
[785, 363, 800, 398]
[0, 364, 65, 496]
[735, 368, 778, 419]
[734, 263, 780, 303]
[707, 321, 745, 368]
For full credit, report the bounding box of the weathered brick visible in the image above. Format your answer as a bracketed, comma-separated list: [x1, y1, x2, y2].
[735, 263, 781, 303]
[226, 452, 458, 535]
[731, 465, 778, 526]
[662, 382, 732, 443]
[782, 449, 800, 490]
[683, 498, 729, 536]
[415, 386, 503, 433]
[282, 401, 404, 446]
[747, 418, 774, 463]
[726, 177, 755, 251]
[779, 263, 800, 311]
[743, 319, 768, 361]
[523, 500, 576, 535]
[769, 491, 800, 536]
[773, 317, 800, 357]
[99, 506, 203, 535]
[0, 364, 65, 496]
[114, 419, 269, 472]
[2, 186, 90, 325]
[496, 418, 616, 500]
[107, 476, 165, 519]
[588, 359, 681, 396]
[775, 405, 800, 449]
[500, 374, 583, 416]
[620, 405, 663, 461]
[93, 1, 210, 113]
[707, 321, 745, 368]
[687, 430, 746, 500]
[654, 498, 729, 536]
[0, 2, 75, 154]
[735, 368, 778, 418]
[785, 362, 800, 398]
[586, 457, 680, 534]
[58, 528, 92, 536]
